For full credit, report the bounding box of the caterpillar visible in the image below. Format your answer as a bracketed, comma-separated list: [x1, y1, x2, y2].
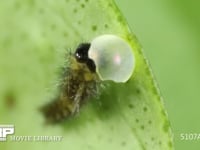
[40, 34, 135, 124]
[40, 43, 100, 124]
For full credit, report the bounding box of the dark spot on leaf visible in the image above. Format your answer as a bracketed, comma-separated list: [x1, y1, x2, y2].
[143, 106, 148, 112]
[81, 4, 85, 8]
[168, 141, 173, 148]
[63, 32, 68, 37]
[51, 24, 56, 31]
[136, 88, 140, 94]
[141, 125, 145, 130]
[104, 24, 108, 28]
[128, 103, 134, 109]
[4, 91, 16, 109]
[145, 66, 151, 75]
[78, 21, 81, 25]
[161, 109, 166, 116]
[117, 15, 123, 22]
[152, 86, 158, 95]
[85, 0, 89, 2]
[14, 2, 21, 10]
[73, 8, 77, 13]
[28, 0, 35, 6]
[92, 25, 97, 31]
[108, 3, 112, 7]
[163, 120, 170, 133]
[159, 140, 162, 145]
[148, 120, 152, 125]
[126, 33, 133, 41]
[135, 119, 139, 123]
[39, 8, 44, 14]
[121, 141, 126, 146]
[151, 137, 154, 141]
[161, 110, 168, 123]
[102, 105, 110, 111]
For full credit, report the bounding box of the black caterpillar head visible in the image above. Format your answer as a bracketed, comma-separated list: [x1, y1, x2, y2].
[75, 43, 96, 73]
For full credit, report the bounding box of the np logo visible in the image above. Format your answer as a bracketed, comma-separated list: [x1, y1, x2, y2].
[0, 125, 14, 141]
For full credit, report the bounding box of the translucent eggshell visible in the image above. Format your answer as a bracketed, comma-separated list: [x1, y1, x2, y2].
[88, 34, 135, 83]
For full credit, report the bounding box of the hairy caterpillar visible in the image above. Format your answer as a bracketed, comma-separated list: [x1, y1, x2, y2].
[40, 34, 135, 124]
[41, 43, 100, 123]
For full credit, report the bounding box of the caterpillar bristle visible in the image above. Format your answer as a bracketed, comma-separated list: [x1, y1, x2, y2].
[40, 98, 72, 124]
[40, 54, 100, 124]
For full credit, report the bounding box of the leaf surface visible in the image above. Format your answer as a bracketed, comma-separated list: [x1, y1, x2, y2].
[0, 0, 173, 149]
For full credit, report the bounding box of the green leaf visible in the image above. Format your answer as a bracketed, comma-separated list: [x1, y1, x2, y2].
[0, 0, 173, 150]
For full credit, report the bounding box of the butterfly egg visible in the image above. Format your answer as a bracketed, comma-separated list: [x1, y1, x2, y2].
[88, 34, 135, 83]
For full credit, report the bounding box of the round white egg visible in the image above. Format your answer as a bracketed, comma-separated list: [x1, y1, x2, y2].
[88, 34, 135, 83]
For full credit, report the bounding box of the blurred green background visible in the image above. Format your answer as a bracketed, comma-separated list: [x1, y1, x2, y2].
[115, 0, 200, 149]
